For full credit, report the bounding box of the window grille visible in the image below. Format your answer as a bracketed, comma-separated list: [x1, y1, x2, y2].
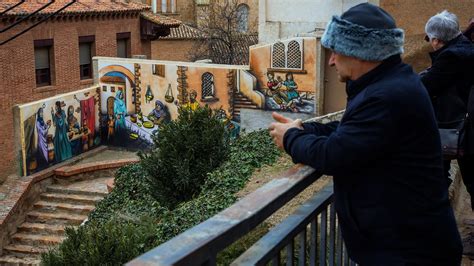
[272, 42, 286, 68]
[287, 40, 302, 69]
[237, 4, 249, 33]
[202, 72, 214, 98]
[271, 39, 304, 70]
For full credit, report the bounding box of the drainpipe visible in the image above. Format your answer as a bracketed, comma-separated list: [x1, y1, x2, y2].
[152, 0, 157, 13]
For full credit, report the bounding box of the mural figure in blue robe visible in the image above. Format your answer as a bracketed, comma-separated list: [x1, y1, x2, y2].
[51, 101, 72, 163]
[114, 90, 127, 134]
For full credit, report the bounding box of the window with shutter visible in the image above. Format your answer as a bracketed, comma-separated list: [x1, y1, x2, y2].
[79, 42, 92, 79]
[34, 45, 52, 87]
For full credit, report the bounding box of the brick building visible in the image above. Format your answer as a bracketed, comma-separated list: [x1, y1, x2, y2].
[146, 0, 259, 63]
[0, 1, 180, 182]
[144, 0, 258, 33]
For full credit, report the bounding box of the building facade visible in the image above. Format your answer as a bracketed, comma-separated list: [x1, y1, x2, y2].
[0, 1, 180, 182]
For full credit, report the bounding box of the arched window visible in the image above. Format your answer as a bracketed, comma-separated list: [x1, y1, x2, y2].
[237, 4, 249, 33]
[272, 42, 286, 68]
[271, 39, 304, 70]
[201, 72, 214, 98]
[287, 40, 302, 69]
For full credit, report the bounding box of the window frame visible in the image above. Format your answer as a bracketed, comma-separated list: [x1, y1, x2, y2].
[116, 32, 131, 58]
[270, 39, 304, 72]
[201, 72, 216, 101]
[34, 39, 54, 87]
[79, 36, 95, 80]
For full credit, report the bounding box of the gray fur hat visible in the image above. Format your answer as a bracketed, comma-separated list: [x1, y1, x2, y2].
[321, 3, 404, 61]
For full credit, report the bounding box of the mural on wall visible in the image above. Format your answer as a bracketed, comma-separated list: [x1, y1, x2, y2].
[97, 59, 242, 148]
[19, 87, 100, 176]
[249, 37, 318, 114]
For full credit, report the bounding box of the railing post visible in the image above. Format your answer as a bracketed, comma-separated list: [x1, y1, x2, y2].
[286, 239, 294, 266]
[310, 219, 318, 266]
[298, 228, 307, 266]
[329, 204, 336, 265]
[320, 208, 327, 266]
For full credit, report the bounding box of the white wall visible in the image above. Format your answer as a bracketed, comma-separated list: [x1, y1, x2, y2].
[258, 0, 379, 43]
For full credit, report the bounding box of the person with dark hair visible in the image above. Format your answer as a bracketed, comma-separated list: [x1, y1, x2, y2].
[51, 101, 72, 163]
[269, 3, 462, 265]
[463, 18, 474, 42]
[420, 10, 474, 206]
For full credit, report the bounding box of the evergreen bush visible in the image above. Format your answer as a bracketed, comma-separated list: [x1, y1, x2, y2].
[41, 130, 281, 265]
[140, 105, 230, 208]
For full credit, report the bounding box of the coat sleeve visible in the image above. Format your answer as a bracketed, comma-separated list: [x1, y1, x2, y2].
[283, 97, 394, 176]
[420, 51, 458, 97]
[301, 121, 340, 136]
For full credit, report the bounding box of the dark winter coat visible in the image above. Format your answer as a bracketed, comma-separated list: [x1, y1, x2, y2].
[421, 35, 474, 153]
[284, 55, 462, 265]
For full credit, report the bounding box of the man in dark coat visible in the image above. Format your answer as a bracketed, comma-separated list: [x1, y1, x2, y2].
[420, 11, 474, 209]
[269, 3, 462, 265]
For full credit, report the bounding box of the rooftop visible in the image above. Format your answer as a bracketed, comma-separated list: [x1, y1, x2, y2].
[0, 1, 149, 17]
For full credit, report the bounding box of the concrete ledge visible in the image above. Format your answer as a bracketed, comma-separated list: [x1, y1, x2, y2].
[54, 158, 140, 178]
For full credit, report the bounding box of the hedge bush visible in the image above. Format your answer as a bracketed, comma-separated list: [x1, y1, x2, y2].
[140, 105, 230, 208]
[41, 130, 281, 265]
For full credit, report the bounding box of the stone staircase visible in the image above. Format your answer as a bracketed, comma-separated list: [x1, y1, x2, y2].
[0, 178, 109, 265]
[233, 92, 259, 119]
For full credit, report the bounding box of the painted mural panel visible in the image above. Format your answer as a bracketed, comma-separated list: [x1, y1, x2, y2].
[97, 59, 241, 148]
[249, 37, 318, 114]
[18, 86, 100, 176]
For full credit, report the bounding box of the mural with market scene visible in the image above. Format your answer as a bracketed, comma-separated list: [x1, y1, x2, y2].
[96, 37, 319, 148]
[97, 58, 245, 148]
[18, 87, 100, 176]
[16, 36, 320, 175]
[249, 37, 318, 113]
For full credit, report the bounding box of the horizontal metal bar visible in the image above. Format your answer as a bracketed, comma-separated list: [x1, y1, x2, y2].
[231, 183, 334, 266]
[127, 165, 323, 266]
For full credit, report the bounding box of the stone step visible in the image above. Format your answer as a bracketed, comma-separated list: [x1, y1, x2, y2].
[234, 104, 259, 109]
[47, 185, 108, 198]
[0, 255, 40, 266]
[3, 244, 47, 257]
[18, 222, 66, 235]
[40, 192, 103, 205]
[27, 210, 87, 225]
[33, 200, 95, 215]
[234, 100, 255, 105]
[11, 233, 65, 247]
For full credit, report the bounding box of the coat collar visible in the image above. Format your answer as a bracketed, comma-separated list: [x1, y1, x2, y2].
[346, 55, 402, 100]
[429, 34, 464, 61]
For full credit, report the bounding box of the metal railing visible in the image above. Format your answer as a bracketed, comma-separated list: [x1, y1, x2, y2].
[233, 183, 355, 266]
[127, 111, 347, 266]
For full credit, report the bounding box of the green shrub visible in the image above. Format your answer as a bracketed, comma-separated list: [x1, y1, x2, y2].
[41, 217, 157, 266]
[42, 130, 281, 265]
[151, 130, 281, 245]
[88, 164, 165, 224]
[140, 105, 230, 208]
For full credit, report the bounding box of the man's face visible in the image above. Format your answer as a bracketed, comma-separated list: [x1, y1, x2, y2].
[328, 51, 355, 82]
